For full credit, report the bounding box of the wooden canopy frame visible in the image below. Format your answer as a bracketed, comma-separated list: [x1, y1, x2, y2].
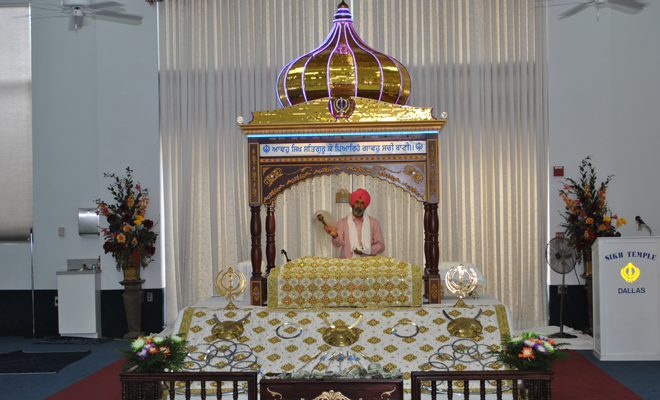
[239, 97, 446, 306]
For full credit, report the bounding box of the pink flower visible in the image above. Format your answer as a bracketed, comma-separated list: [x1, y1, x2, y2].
[136, 184, 140, 190]
[563, 184, 570, 190]
[579, 211, 586, 219]
[612, 214, 618, 219]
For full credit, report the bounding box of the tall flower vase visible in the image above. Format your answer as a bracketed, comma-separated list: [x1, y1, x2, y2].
[118, 254, 146, 339]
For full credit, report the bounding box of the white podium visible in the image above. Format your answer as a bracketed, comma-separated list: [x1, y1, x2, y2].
[592, 237, 660, 360]
[56, 269, 102, 338]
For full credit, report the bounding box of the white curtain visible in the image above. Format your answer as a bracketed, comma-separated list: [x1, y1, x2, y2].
[0, 6, 33, 242]
[159, 0, 548, 330]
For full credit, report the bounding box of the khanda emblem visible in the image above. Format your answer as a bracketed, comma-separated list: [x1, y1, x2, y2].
[330, 97, 355, 119]
[621, 263, 640, 283]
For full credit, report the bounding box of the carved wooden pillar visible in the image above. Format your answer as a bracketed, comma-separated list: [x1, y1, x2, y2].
[250, 205, 265, 305]
[266, 202, 276, 274]
[425, 202, 441, 304]
[423, 202, 430, 299]
[423, 203, 430, 272]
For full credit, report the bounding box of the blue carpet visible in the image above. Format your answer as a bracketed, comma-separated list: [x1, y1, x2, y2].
[0, 337, 131, 400]
[577, 350, 660, 400]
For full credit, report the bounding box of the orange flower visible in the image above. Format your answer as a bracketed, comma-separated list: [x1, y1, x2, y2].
[123, 225, 132, 232]
[598, 224, 606, 231]
[127, 194, 135, 207]
[117, 234, 126, 243]
[132, 238, 138, 246]
[519, 347, 535, 359]
[586, 218, 593, 224]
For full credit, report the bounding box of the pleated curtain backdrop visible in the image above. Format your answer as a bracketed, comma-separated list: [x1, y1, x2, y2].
[159, 0, 548, 330]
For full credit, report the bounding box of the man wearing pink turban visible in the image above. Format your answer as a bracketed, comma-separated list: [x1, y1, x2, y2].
[324, 188, 385, 258]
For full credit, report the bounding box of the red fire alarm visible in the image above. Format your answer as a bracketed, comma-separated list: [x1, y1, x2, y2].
[553, 166, 564, 177]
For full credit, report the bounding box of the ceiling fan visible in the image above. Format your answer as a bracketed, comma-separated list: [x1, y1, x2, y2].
[536, 0, 646, 19]
[29, 1, 142, 30]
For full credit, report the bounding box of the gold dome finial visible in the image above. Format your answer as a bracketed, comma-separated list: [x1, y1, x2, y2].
[276, 1, 412, 108]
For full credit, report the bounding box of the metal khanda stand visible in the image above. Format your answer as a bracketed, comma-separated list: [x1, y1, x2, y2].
[215, 267, 247, 310]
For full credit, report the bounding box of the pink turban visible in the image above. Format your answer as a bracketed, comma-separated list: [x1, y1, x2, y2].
[350, 189, 371, 208]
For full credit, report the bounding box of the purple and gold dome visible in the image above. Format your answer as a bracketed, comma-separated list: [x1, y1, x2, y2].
[276, 1, 412, 108]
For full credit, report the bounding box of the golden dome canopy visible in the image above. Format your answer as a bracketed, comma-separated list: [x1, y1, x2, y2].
[277, 1, 412, 108]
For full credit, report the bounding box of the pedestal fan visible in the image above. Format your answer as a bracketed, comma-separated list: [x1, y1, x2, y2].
[546, 237, 578, 339]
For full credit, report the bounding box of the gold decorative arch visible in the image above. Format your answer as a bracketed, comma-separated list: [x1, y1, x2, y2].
[240, 97, 446, 306]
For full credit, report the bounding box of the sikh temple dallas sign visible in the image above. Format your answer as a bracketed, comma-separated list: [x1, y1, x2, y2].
[592, 237, 660, 361]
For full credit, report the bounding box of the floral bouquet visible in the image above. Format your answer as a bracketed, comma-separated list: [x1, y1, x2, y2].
[492, 332, 568, 371]
[119, 334, 189, 373]
[95, 167, 158, 270]
[559, 156, 626, 262]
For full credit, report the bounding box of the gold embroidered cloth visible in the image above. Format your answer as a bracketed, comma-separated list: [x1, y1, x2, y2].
[267, 256, 423, 310]
[176, 304, 511, 391]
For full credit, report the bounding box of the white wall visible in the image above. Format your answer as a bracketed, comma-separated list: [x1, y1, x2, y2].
[548, 3, 660, 285]
[2, 0, 658, 291]
[0, 0, 161, 290]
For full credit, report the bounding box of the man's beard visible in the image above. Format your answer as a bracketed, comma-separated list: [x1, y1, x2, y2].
[352, 205, 364, 217]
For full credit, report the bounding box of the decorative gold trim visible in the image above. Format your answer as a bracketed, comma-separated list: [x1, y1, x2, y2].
[264, 168, 284, 186]
[249, 143, 260, 205]
[426, 139, 439, 202]
[260, 155, 426, 163]
[240, 119, 445, 135]
[403, 165, 424, 183]
[267, 387, 283, 399]
[243, 98, 439, 126]
[381, 387, 397, 399]
[311, 390, 352, 400]
[494, 304, 512, 338]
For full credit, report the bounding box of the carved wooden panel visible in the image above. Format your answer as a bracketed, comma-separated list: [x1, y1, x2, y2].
[261, 378, 404, 400]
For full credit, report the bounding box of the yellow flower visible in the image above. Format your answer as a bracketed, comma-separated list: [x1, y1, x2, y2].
[586, 218, 594, 224]
[603, 216, 611, 222]
[132, 238, 138, 246]
[597, 224, 606, 231]
[617, 218, 627, 226]
[127, 194, 135, 207]
[123, 225, 132, 232]
[584, 231, 590, 238]
[117, 234, 126, 243]
[134, 215, 145, 226]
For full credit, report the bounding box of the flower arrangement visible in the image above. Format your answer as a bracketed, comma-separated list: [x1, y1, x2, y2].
[559, 156, 626, 261]
[95, 167, 158, 271]
[493, 332, 568, 371]
[119, 334, 189, 373]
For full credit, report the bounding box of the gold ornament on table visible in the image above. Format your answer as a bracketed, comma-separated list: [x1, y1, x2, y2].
[215, 267, 246, 310]
[211, 312, 251, 341]
[443, 309, 484, 339]
[445, 263, 479, 308]
[321, 314, 363, 347]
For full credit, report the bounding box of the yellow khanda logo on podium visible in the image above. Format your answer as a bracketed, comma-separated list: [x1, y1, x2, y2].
[621, 263, 641, 283]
